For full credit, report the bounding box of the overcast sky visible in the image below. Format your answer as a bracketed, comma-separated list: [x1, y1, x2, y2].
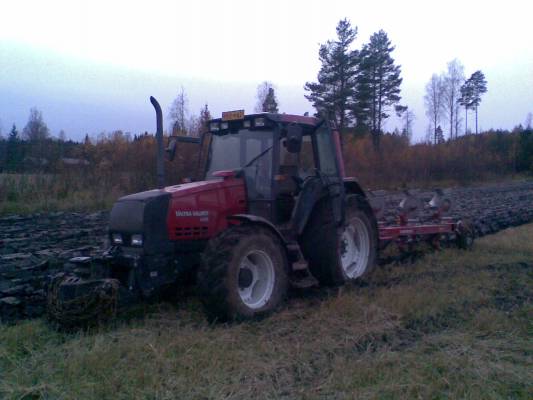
[1, 0, 532, 142]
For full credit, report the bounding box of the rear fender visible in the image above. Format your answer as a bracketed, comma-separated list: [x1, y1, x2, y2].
[227, 214, 287, 245]
[343, 178, 367, 198]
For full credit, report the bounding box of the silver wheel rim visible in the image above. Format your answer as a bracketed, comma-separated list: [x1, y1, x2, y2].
[340, 217, 370, 279]
[237, 250, 275, 309]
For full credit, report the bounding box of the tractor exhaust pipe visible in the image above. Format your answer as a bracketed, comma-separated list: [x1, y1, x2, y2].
[150, 96, 165, 189]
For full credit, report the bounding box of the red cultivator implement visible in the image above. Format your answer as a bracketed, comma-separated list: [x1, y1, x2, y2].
[370, 189, 474, 262]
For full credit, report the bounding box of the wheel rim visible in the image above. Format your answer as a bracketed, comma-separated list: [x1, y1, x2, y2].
[340, 217, 370, 279]
[237, 250, 275, 309]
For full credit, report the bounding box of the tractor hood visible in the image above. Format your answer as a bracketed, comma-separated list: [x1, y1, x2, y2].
[109, 175, 247, 250]
[165, 176, 247, 241]
[164, 179, 234, 197]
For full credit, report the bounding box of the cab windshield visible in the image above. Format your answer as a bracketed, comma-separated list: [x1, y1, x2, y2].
[206, 129, 274, 199]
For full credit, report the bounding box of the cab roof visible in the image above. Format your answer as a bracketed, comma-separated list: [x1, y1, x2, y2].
[209, 112, 320, 127]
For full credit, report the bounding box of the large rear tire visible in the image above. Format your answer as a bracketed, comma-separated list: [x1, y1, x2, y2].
[198, 225, 288, 321]
[301, 195, 378, 286]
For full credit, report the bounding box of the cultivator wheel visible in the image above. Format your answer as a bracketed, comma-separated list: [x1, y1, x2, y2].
[456, 219, 475, 250]
[198, 225, 288, 322]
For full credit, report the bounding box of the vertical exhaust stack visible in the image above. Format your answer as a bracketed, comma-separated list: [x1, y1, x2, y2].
[150, 96, 165, 189]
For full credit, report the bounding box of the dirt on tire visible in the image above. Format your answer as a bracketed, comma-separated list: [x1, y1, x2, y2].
[197, 224, 289, 322]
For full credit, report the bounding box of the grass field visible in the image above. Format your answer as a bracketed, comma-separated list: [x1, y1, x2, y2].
[1, 225, 532, 399]
[0, 173, 122, 215]
[2, 171, 530, 217]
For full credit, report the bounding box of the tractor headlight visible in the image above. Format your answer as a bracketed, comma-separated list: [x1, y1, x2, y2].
[243, 120, 251, 128]
[254, 117, 265, 127]
[220, 121, 229, 130]
[131, 234, 143, 246]
[210, 122, 220, 131]
[112, 233, 123, 245]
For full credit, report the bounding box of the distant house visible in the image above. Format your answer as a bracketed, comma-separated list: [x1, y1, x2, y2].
[23, 156, 49, 167]
[60, 157, 90, 166]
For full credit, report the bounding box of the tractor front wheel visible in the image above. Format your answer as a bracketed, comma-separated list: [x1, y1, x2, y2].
[198, 225, 288, 321]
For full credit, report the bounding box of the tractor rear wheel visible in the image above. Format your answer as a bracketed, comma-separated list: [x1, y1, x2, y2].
[301, 195, 377, 286]
[198, 225, 288, 321]
[456, 219, 475, 250]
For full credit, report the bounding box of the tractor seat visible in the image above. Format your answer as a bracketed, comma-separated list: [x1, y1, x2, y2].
[277, 165, 300, 195]
[276, 165, 299, 223]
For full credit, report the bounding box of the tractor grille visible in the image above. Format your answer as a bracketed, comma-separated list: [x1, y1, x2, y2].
[174, 226, 209, 239]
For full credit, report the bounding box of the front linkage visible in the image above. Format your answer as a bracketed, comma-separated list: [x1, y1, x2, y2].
[46, 247, 142, 329]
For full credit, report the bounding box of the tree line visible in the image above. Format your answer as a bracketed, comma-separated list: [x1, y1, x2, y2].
[424, 60, 487, 144]
[1, 18, 491, 152]
[2, 17, 528, 184]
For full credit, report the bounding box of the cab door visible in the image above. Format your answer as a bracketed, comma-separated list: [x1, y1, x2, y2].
[313, 121, 345, 225]
[291, 121, 345, 234]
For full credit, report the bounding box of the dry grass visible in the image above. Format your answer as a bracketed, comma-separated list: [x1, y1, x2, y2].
[1, 225, 532, 399]
[0, 173, 123, 215]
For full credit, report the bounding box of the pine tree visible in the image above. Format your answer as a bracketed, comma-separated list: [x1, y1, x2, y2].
[262, 88, 279, 113]
[304, 18, 359, 137]
[9, 124, 18, 141]
[6, 124, 20, 171]
[468, 70, 487, 134]
[199, 103, 212, 135]
[354, 30, 402, 150]
[459, 78, 475, 134]
[255, 82, 274, 112]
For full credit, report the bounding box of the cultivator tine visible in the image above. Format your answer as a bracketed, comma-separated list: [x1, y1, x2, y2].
[428, 189, 452, 218]
[367, 190, 386, 221]
[398, 190, 423, 224]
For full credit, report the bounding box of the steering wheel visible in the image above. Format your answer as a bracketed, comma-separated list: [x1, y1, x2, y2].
[291, 175, 304, 188]
[314, 168, 331, 187]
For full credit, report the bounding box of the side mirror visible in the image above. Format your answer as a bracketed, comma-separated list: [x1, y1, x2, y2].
[166, 137, 177, 161]
[166, 135, 201, 161]
[286, 125, 303, 153]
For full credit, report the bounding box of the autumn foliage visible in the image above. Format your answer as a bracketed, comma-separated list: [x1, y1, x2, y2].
[344, 129, 532, 189]
[1, 127, 532, 214]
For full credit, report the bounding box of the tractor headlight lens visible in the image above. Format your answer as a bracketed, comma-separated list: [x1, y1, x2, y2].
[254, 117, 265, 127]
[220, 121, 229, 130]
[112, 233, 123, 245]
[243, 120, 251, 128]
[131, 234, 143, 246]
[210, 122, 220, 131]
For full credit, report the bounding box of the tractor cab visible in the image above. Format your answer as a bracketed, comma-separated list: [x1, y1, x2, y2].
[168, 111, 346, 228]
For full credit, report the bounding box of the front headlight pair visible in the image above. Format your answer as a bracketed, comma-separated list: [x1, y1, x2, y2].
[111, 233, 143, 246]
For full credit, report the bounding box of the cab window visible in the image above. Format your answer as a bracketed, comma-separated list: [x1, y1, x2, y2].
[279, 135, 315, 178]
[315, 124, 338, 176]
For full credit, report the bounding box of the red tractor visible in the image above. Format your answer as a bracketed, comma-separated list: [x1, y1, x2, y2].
[48, 97, 471, 325]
